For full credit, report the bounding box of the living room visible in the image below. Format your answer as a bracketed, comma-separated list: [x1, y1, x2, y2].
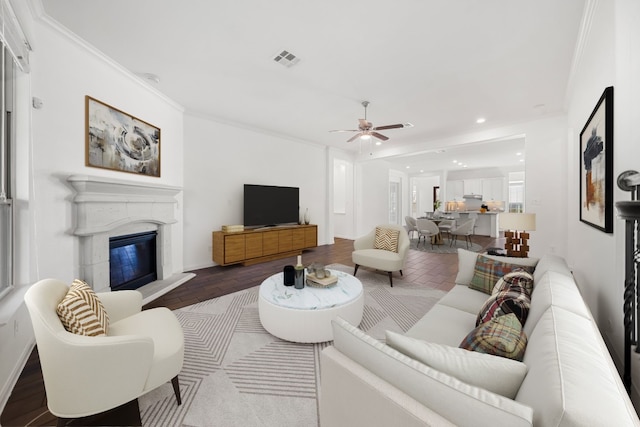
[2, 0, 640, 423]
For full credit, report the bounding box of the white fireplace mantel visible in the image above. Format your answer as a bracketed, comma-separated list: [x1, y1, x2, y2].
[68, 174, 193, 299]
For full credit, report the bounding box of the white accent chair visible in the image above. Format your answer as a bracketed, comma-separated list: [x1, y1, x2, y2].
[24, 279, 184, 427]
[404, 216, 419, 239]
[352, 224, 410, 287]
[449, 218, 476, 249]
[415, 219, 441, 249]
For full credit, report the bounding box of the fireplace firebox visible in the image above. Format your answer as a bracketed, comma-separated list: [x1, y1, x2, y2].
[109, 231, 158, 291]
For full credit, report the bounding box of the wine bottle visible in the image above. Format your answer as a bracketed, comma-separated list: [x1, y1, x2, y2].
[294, 255, 305, 289]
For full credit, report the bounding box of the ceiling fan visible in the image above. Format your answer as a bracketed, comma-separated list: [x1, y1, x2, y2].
[330, 101, 412, 143]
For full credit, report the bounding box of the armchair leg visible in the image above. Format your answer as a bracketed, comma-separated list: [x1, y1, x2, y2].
[57, 418, 70, 427]
[353, 264, 360, 276]
[171, 375, 182, 405]
[387, 272, 393, 287]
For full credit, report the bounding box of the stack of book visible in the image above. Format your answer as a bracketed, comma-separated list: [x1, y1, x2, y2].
[222, 225, 244, 232]
[306, 272, 338, 288]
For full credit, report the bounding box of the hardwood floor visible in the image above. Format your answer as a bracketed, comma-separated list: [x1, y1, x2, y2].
[1, 235, 501, 426]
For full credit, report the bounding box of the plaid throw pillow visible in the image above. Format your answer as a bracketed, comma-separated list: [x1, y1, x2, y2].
[492, 268, 535, 296]
[460, 313, 528, 361]
[374, 227, 400, 252]
[477, 285, 531, 327]
[56, 279, 110, 336]
[469, 255, 535, 295]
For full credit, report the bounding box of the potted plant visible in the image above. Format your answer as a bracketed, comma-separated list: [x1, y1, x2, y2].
[433, 199, 442, 211]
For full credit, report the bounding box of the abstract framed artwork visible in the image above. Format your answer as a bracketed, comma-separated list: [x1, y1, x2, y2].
[85, 96, 161, 177]
[579, 86, 613, 233]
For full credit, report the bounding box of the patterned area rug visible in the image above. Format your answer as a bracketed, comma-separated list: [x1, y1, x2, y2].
[410, 237, 483, 254]
[138, 264, 447, 427]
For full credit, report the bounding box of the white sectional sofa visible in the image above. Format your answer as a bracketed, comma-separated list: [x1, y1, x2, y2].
[319, 250, 640, 426]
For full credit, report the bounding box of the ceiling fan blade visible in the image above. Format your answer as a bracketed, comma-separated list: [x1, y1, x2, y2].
[347, 133, 363, 143]
[329, 129, 359, 133]
[371, 132, 389, 141]
[372, 123, 405, 131]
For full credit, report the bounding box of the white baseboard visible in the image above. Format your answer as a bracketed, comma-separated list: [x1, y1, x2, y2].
[0, 338, 35, 415]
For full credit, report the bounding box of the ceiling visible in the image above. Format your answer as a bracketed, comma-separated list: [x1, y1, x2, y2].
[38, 0, 585, 174]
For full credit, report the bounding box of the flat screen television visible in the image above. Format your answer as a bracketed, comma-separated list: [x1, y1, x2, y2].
[243, 184, 299, 227]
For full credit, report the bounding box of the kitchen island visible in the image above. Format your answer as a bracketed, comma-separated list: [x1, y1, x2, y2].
[453, 211, 500, 237]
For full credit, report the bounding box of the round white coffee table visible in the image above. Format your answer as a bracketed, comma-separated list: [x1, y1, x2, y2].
[258, 269, 364, 343]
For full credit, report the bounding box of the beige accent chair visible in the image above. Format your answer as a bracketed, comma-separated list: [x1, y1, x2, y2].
[449, 218, 476, 249]
[404, 216, 419, 239]
[415, 219, 441, 249]
[24, 279, 184, 427]
[352, 224, 410, 287]
[437, 219, 456, 241]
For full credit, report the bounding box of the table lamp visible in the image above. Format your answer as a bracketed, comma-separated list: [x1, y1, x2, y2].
[499, 213, 536, 257]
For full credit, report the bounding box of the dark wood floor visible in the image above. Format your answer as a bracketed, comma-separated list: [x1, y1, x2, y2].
[1, 235, 500, 426]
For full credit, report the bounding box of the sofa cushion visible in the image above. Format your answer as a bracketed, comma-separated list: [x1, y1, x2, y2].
[437, 284, 490, 315]
[331, 317, 534, 426]
[56, 279, 109, 336]
[455, 249, 538, 286]
[532, 253, 573, 283]
[405, 304, 478, 347]
[517, 306, 638, 427]
[460, 313, 527, 361]
[477, 285, 531, 327]
[469, 255, 535, 295]
[374, 227, 399, 252]
[524, 271, 592, 337]
[386, 331, 528, 399]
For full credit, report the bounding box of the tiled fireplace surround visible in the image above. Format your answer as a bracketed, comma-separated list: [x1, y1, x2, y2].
[68, 175, 194, 302]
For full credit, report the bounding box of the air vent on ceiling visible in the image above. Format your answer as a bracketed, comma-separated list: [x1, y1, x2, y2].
[273, 50, 300, 68]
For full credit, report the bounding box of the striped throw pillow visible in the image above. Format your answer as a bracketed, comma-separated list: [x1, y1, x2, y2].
[56, 279, 110, 336]
[374, 227, 400, 252]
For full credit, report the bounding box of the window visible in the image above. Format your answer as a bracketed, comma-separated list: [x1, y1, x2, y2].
[0, 0, 30, 299]
[508, 172, 525, 213]
[0, 45, 14, 299]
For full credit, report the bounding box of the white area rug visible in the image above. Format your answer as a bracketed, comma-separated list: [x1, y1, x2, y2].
[138, 264, 447, 426]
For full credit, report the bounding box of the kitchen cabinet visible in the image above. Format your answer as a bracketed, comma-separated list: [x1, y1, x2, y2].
[482, 178, 505, 201]
[463, 179, 483, 195]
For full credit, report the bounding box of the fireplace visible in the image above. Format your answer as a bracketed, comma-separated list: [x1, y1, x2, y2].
[68, 174, 195, 302]
[110, 231, 158, 291]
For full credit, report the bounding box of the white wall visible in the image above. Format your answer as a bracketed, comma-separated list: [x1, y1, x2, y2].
[182, 114, 328, 270]
[566, 0, 640, 404]
[1, 7, 186, 409]
[412, 175, 440, 217]
[331, 149, 356, 240]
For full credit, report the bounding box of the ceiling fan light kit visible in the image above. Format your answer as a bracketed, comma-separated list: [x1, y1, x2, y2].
[330, 101, 411, 143]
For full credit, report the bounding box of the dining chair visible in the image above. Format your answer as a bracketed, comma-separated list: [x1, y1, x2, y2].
[415, 218, 441, 249]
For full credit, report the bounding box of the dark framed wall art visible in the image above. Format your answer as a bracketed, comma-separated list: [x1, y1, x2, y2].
[579, 86, 613, 233]
[85, 96, 161, 177]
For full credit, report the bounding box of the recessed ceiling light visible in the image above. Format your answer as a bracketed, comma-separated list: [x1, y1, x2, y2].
[406, 166, 410, 169]
[375, 141, 382, 146]
[452, 160, 458, 164]
[516, 152, 522, 156]
[463, 164, 468, 168]
[420, 170, 424, 173]
[520, 159, 524, 162]
[476, 118, 486, 124]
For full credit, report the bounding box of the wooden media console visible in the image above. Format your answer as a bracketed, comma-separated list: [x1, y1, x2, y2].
[213, 224, 317, 266]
